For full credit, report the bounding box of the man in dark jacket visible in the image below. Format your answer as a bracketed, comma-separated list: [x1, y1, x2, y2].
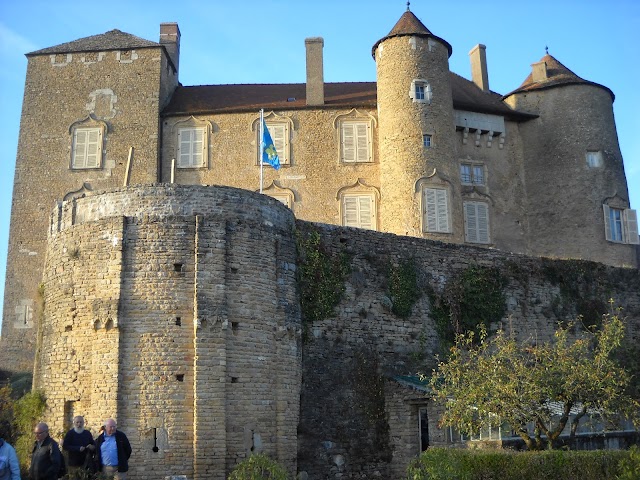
[95, 418, 132, 480]
[30, 422, 61, 480]
[62, 416, 95, 475]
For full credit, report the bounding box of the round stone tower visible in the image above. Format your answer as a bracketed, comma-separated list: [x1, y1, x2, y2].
[374, 7, 461, 239]
[34, 184, 302, 480]
[503, 55, 637, 266]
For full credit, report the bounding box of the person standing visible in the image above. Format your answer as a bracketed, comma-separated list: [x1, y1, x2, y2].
[95, 418, 131, 480]
[0, 437, 20, 480]
[29, 422, 61, 480]
[62, 416, 95, 477]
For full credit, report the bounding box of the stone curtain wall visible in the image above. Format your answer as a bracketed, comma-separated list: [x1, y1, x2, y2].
[34, 185, 639, 479]
[36, 185, 301, 480]
[295, 221, 640, 479]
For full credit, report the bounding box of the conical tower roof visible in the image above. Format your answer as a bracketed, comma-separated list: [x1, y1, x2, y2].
[27, 29, 159, 56]
[505, 53, 613, 100]
[372, 7, 452, 58]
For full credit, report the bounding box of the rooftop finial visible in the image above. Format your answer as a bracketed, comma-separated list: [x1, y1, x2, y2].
[545, 45, 549, 55]
[407, 1, 410, 11]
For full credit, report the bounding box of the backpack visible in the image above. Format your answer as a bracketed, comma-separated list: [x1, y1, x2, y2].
[48, 442, 67, 479]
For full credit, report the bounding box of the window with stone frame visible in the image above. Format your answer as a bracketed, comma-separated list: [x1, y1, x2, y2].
[340, 121, 372, 163]
[464, 201, 490, 244]
[410, 79, 432, 104]
[178, 127, 207, 168]
[460, 163, 485, 186]
[258, 122, 290, 166]
[71, 127, 103, 169]
[603, 205, 639, 244]
[341, 193, 376, 230]
[422, 187, 450, 233]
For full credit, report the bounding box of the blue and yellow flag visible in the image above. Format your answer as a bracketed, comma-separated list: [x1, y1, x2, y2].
[262, 118, 281, 170]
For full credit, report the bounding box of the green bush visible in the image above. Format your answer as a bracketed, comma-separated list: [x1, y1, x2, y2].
[13, 390, 46, 473]
[406, 448, 631, 480]
[228, 453, 289, 480]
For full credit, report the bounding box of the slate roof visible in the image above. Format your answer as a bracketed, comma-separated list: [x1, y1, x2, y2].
[162, 75, 533, 121]
[371, 8, 452, 58]
[504, 54, 614, 101]
[26, 29, 160, 56]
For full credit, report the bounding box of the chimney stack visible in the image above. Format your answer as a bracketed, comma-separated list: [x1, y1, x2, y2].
[531, 61, 548, 83]
[305, 37, 325, 106]
[160, 23, 181, 78]
[469, 44, 489, 92]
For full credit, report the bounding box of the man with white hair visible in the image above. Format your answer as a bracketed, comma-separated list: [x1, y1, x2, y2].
[95, 418, 132, 480]
[62, 416, 95, 476]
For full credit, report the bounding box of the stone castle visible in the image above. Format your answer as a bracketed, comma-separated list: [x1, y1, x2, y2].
[1, 6, 639, 479]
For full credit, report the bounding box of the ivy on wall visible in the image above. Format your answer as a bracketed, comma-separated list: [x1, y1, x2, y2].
[428, 265, 507, 347]
[388, 258, 420, 318]
[296, 228, 350, 323]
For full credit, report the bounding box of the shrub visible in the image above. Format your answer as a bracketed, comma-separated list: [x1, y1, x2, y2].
[406, 448, 630, 480]
[228, 453, 289, 480]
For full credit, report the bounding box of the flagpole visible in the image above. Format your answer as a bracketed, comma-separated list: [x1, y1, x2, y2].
[259, 109, 264, 193]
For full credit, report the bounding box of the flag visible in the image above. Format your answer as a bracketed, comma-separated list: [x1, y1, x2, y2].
[261, 118, 281, 170]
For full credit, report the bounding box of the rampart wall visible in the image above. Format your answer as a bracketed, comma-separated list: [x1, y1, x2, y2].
[34, 185, 640, 479]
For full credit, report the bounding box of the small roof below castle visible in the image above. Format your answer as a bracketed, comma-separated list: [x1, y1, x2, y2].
[27, 29, 160, 56]
[504, 53, 614, 101]
[371, 8, 452, 58]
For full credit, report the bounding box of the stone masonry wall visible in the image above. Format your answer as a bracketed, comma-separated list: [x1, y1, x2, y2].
[2, 45, 167, 372]
[295, 220, 640, 479]
[36, 185, 301, 480]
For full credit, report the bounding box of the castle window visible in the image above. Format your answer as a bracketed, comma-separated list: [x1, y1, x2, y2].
[71, 127, 103, 169]
[178, 127, 207, 168]
[464, 201, 490, 244]
[422, 187, 450, 233]
[423, 134, 432, 147]
[410, 79, 432, 104]
[269, 194, 292, 209]
[340, 121, 372, 163]
[460, 163, 485, 185]
[258, 122, 290, 166]
[341, 194, 376, 230]
[603, 205, 639, 244]
[586, 151, 603, 168]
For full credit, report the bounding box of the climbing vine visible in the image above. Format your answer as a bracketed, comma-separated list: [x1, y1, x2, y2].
[296, 228, 350, 324]
[429, 265, 507, 348]
[388, 258, 420, 318]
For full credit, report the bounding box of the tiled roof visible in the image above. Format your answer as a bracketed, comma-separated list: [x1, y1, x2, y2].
[504, 54, 614, 101]
[162, 76, 533, 121]
[371, 9, 452, 58]
[27, 29, 160, 56]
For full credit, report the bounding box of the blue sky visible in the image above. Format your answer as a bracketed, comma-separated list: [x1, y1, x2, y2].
[0, 0, 638, 327]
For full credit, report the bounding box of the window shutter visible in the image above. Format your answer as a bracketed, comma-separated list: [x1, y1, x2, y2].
[178, 127, 205, 167]
[343, 196, 359, 226]
[625, 209, 639, 245]
[435, 189, 449, 232]
[73, 130, 88, 168]
[423, 188, 449, 233]
[358, 196, 373, 230]
[603, 205, 612, 241]
[464, 202, 478, 243]
[267, 123, 287, 164]
[85, 129, 101, 168]
[178, 129, 189, 167]
[342, 124, 355, 163]
[355, 123, 369, 162]
[192, 128, 204, 167]
[477, 203, 489, 243]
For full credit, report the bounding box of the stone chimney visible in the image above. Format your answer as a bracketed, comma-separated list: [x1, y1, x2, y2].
[469, 44, 489, 92]
[160, 23, 181, 78]
[531, 61, 548, 83]
[305, 37, 324, 106]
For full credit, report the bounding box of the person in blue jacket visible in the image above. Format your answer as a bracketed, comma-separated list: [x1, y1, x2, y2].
[0, 437, 21, 480]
